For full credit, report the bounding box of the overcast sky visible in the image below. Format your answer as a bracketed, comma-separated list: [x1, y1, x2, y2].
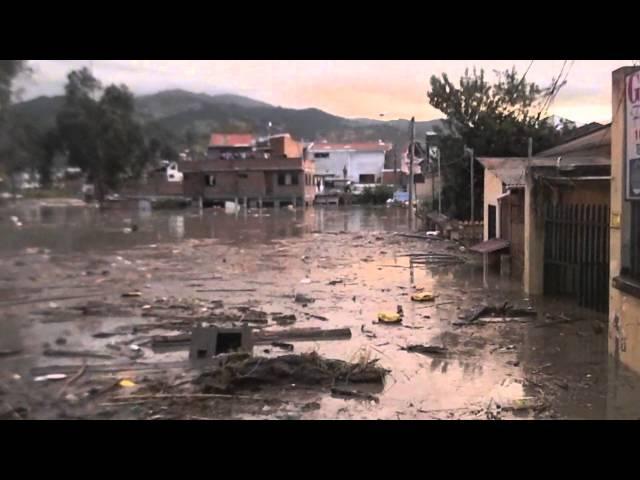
[18, 60, 635, 124]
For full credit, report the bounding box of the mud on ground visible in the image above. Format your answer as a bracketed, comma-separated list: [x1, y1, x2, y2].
[0, 206, 625, 419]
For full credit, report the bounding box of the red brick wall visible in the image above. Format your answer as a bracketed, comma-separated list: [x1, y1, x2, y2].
[183, 172, 205, 198]
[270, 136, 304, 158]
[180, 157, 305, 172]
[119, 176, 184, 196]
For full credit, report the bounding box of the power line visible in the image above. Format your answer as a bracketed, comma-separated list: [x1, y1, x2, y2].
[517, 60, 534, 89]
[540, 60, 568, 117]
[544, 61, 567, 109]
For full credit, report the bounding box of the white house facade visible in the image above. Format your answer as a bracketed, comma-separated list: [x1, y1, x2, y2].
[308, 141, 392, 186]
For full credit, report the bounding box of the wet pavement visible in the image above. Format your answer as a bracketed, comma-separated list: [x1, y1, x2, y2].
[1, 201, 640, 420]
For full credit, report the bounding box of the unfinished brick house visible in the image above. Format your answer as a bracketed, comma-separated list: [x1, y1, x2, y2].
[181, 133, 316, 207]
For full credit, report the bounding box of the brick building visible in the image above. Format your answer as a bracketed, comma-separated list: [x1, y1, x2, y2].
[181, 133, 316, 207]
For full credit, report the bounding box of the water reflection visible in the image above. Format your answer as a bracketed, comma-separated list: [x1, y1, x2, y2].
[169, 215, 185, 239]
[0, 205, 413, 255]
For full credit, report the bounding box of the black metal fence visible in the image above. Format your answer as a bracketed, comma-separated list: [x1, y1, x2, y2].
[544, 203, 610, 313]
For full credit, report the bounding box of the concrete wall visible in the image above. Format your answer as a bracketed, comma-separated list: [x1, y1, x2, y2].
[506, 190, 525, 280]
[312, 150, 385, 183]
[313, 151, 349, 178]
[609, 67, 640, 375]
[350, 151, 385, 183]
[483, 169, 504, 240]
[524, 171, 545, 295]
[559, 181, 610, 205]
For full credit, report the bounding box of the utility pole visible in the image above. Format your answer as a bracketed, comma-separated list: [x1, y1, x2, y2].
[408, 117, 415, 226]
[393, 149, 398, 190]
[426, 134, 434, 208]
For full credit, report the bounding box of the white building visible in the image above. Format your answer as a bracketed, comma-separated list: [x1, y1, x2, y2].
[308, 141, 392, 188]
[155, 160, 183, 182]
[166, 161, 183, 182]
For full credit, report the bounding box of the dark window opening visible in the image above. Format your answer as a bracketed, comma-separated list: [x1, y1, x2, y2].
[359, 174, 375, 183]
[278, 173, 286, 186]
[414, 174, 425, 183]
[196, 349, 208, 359]
[314, 152, 329, 158]
[291, 173, 299, 185]
[237, 173, 248, 179]
[205, 175, 216, 187]
[215, 332, 243, 355]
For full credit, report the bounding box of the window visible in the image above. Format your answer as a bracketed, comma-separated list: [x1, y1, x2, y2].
[314, 153, 329, 158]
[488, 205, 496, 239]
[205, 175, 216, 187]
[414, 174, 425, 183]
[291, 173, 299, 185]
[237, 173, 248, 179]
[359, 174, 375, 184]
[278, 173, 286, 186]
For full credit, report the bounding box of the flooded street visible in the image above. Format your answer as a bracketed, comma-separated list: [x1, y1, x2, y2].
[1, 202, 639, 420]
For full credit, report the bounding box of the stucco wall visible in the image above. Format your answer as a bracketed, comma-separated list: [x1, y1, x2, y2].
[483, 170, 504, 240]
[609, 67, 640, 375]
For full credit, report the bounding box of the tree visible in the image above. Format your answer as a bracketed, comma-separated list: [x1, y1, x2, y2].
[427, 67, 571, 219]
[0, 60, 29, 118]
[0, 61, 32, 191]
[56, 68, 147, 202]
[35, 128, 61, 189]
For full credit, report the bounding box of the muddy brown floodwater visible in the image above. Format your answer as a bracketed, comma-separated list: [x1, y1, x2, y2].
[1, 201, 640, 420]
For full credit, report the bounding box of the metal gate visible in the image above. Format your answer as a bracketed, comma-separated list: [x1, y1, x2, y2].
[544, 203, 610, 313]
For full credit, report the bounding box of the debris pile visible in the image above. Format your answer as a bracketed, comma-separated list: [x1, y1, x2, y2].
[193, 351, 388, 393]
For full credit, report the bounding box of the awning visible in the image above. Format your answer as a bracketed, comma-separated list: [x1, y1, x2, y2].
[469, 238, 510, 254]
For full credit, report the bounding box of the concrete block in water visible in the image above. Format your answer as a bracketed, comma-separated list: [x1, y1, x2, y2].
[189, 325, 253, 365]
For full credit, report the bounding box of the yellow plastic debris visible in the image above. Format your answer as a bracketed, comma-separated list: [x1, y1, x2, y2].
[118, 379, 136, 388]
[411, 292, 435, 302]
[377, 312, 402, 324]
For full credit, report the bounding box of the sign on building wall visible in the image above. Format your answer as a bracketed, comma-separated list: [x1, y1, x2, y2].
[627, 70, 640, 199]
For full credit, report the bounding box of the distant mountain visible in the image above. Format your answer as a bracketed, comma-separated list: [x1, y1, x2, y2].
[11, 89, 447, 149]
[11, 95, 64, 129]
[135, 89, 273, 120]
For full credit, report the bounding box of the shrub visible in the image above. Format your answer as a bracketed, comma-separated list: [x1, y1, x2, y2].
[359, 185, 394, 204]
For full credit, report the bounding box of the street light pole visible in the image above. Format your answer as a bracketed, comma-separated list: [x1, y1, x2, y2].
[409, 117, 415, 226]
[465, 146, 475, 222]
[437, 148, 442, 214]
